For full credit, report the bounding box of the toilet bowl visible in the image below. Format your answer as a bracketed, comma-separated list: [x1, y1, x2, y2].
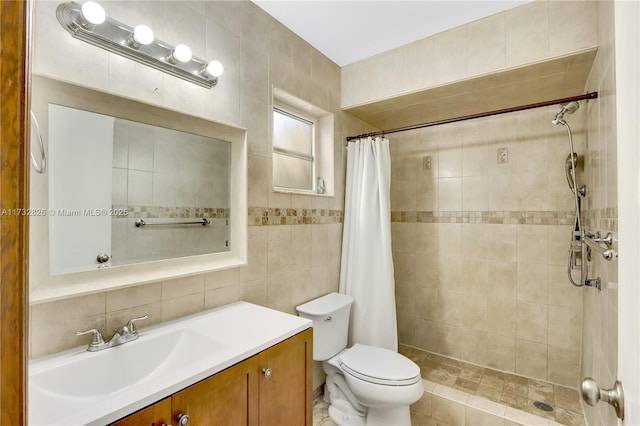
[296, 293, 424, 426]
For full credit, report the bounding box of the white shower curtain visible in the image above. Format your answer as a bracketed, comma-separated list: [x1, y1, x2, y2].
[339, 137, 398, 352]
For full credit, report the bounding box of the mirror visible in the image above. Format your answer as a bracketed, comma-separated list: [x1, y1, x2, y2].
[30, 76, 247, 302]
[48, 104, 231, 275]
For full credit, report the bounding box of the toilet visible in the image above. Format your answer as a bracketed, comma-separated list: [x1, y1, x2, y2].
[296, 292, 424, 426]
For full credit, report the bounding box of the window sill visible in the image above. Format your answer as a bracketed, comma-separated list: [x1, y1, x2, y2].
[273, 186, 333, 198]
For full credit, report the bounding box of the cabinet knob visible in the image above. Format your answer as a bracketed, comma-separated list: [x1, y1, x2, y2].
[176, 413, 190, 426]
[262, 368, 272, 379]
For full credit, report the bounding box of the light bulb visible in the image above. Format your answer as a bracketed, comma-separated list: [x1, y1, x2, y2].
[133, 25, 154, 45]
[172, 44, 192, 63]
[81, 1, 106, 25]
[206, 60, 224, 77]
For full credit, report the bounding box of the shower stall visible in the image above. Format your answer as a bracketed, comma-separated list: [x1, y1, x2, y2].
[362, 92, 615, 425]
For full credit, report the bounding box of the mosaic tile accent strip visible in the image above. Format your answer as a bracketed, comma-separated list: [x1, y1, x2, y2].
[391, 210, 575, 225]
[585, 207, 618, 232]
[112, 205, 230, 219]
[248, 207, 343, 226]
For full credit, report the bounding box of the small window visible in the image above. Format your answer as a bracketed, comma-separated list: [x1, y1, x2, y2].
[272, 88, 334, 196]
[272, 107, 315, 192]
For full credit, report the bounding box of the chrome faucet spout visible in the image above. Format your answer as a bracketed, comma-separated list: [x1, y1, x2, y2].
[75, 314, 149, 352]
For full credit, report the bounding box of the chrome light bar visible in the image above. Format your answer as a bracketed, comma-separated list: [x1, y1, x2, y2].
[56, 2, 222, 89]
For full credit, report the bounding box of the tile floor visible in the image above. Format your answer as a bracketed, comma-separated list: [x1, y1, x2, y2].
[312, 345, 585, 426]
[399, 345, 584, 426]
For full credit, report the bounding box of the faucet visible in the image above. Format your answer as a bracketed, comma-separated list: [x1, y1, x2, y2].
[75, 314, 149, 352]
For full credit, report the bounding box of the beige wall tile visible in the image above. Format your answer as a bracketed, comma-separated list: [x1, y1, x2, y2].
[487, 261, 517, 300]
[105, 283, 161, 312]
[267, 272, 293, 314]
[516, 225, 549, 265]
[462, 176, 489, 211]
[516, 263, 548, 305]
[515, 339, 547, 380]
[392, 222, 417, 254]
[394, 253, 416, 285]
[205, 284, 239, 309]
[162, 275, 205, 300]
[415, 255, 440, 288]
[415, 224, 439, 256]
[436, 323, 463, 358]
[161, 292, 204, 322]
[505, 1, 549, 67]
[516, 301, 548, 344]
[485, 225, 517, 262]
[434, 25, 468, 85]
[438, 178, 463, 211]
[548, 346, 580, 387]
[549, 1, 597, 56]
[486, 333, 516, 373]
[548, 305, 581, 349]
[460, 293, 487, 331]
[404, 36, 435, 93]
[467, 12, 506, 76]
[414, 318, 438, 352]
[487, 297, 516, 337]
[459, 329, 487, 366]
[239, 278, 268, 306]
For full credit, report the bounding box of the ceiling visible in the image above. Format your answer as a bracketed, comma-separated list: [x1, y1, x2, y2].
[252, 0, 530, 67]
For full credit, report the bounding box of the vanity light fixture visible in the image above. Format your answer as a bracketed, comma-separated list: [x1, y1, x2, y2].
[56, 1, 223, 88]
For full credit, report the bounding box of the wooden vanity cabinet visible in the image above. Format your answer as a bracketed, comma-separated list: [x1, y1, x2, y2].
[110, 398, 171, 426]
[110, 328, 312, 426]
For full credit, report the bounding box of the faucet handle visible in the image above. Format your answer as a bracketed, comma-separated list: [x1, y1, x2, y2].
[75, 328, 105, 347]
[126, 314, 149, 334]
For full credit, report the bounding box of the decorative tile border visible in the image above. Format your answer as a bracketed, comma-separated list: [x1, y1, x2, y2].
[248, 207, 343, 226]
[391, 210, 576, 225]
[112, 205, 230, 219]
[585, 207, 618, 232]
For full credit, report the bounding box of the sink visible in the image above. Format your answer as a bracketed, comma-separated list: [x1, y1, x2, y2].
[31, 328, 225, 399]
[29, 301, 312, 425]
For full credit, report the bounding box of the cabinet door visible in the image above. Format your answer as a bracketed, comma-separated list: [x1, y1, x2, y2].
[110, 397, 171, 426]
[171, 355, 259, 426]
[258, 328, 312, 426]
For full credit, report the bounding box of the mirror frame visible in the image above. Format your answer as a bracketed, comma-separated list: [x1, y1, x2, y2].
[29, 76, 247, 304]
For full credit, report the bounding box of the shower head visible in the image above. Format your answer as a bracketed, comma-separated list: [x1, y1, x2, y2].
[552, 101, 580, 125]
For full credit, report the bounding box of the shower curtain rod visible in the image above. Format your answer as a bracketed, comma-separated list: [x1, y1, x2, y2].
[346, 91, 598, 141]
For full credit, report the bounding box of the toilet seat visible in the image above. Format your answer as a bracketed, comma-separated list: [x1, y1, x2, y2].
[339, 344, 421, 386]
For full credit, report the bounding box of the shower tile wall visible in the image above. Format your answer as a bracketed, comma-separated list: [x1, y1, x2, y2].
[29, 0, 375, 369]
[390, 106, 587, 387]
[581, 1, 618, 425]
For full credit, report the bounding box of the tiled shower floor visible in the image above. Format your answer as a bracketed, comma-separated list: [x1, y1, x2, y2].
[399, 345, 584, 425]
[312, 345, 585, 426]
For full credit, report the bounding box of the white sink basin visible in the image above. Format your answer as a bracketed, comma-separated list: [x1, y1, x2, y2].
[31, 328, 225, 399]
[29, 302, 312, 425]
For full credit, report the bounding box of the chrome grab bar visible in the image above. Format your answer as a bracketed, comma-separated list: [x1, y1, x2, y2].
[134, 217, 211, 228]
[30, 110, 46, 174]
[583, 231, 617, 261]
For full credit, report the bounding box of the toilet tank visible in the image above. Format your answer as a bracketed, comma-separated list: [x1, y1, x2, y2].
[296, 292, 354, 361]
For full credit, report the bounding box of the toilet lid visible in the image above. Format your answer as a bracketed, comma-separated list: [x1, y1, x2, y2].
[340, 344, 421, 386]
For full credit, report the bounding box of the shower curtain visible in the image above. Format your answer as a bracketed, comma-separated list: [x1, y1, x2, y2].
[339, 136, 398, 352]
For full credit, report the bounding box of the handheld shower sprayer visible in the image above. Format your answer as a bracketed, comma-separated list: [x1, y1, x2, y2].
[552, 101, 580, 125]
[552, 100, 585, 287]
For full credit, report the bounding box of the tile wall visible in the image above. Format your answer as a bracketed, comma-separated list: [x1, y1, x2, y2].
[581, 1, 619, 425]
[389, 105, 587, 387]
[29, 0, 375, 373]
[341, 1, 598, 108]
